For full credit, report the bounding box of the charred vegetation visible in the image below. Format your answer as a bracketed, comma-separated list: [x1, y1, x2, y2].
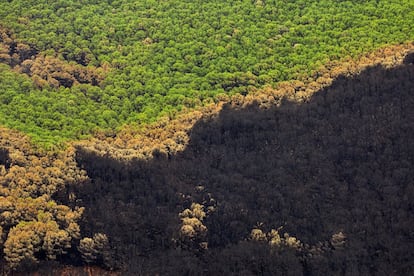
[73, 62, 414, 274]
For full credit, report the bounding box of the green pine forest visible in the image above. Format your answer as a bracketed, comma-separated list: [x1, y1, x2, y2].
[0, 0, 414, 274]
[0, 0, 413, 147]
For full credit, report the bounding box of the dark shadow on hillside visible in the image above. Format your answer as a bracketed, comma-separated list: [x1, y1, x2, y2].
[403, 51, 414, 64]
[73, 62, 414, 275]
[0, 148, 10, 169]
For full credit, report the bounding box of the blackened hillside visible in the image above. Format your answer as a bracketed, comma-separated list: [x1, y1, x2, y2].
[74, 62, 414, 275]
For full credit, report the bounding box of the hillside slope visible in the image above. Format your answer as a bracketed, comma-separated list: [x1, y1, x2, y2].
[0, 0, 413, 145]
[74, 58, 414, 274]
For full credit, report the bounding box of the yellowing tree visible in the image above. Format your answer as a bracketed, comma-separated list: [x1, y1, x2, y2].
[78, 233, 112, 268]
[3, 208, 82, 270]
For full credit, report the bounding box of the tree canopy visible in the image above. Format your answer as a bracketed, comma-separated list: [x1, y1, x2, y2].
[0, 0, 413, 145]
[0, 1, 413, 274]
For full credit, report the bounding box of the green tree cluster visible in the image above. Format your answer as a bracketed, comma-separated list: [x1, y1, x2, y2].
[0, 0, 412, 144]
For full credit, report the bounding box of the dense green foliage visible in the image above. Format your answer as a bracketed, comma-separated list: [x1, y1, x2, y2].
[0, 64, 113, 148]
[0, 0, 413, 144]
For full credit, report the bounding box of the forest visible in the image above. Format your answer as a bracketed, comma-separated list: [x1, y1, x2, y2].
[73, 56, 414, 275]
[0, 0, 413, 275]
[0, 0, 413, 147]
